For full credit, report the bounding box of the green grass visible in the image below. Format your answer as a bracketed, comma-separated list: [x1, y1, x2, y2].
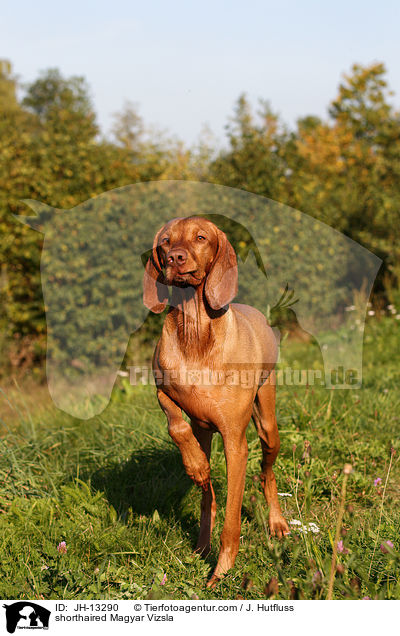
[0, 316, 399, 600]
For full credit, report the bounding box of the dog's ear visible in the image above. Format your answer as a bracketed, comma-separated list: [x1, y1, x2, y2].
[143, 228, 169, 313]
[205, 228, 238, 310]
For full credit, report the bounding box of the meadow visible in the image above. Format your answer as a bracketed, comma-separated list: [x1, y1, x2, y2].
[0, 314, 399, 600]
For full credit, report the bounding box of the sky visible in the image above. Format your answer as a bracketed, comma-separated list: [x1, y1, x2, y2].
[2, 0, 400, 146]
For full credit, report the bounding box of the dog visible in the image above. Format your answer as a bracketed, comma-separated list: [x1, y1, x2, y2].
[143, 216, 289, 586]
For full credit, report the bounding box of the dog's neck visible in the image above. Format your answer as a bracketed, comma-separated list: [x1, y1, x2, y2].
[166, 282, 226, 357]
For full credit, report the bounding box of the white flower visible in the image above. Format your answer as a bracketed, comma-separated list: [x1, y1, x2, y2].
[307, 523, 320, 534]
[368, 310, 375, 316]
[345, 305, 356, 311]
[278, 492, 293, 497]
[289, 520, 320, 534]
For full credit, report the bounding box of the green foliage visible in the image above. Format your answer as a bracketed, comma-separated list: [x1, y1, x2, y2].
[210, 94, 289, 200]
[0, 60, 18, 110]
[211, 63, 400, 287]
[0, 62, 184, 364]
[1, 58, 400, 375]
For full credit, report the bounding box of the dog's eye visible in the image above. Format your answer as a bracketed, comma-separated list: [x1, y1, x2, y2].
[161, 237, 169, 245]
[197, 235, 206, 241]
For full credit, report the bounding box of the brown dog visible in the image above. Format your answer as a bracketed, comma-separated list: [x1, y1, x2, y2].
[143, 217, 289, 586]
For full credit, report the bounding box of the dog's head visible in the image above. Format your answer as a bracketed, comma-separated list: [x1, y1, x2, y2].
[143, 217, 238, 313]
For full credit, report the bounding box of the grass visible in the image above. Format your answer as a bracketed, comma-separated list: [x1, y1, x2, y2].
[0, 316, 399, 600]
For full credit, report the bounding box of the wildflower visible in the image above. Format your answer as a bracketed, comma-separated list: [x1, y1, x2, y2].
[289, 519, 319, 534]
[307, 522, 320, 534]
[57, 541, 67, 555]
[337, 540, 349, 554]
[350, 577, 360, 592]
[312, 570, 322, 589]
[374, 477, 382, 487]
[264, 576, 279, 598]
[278, 492, 292, 497]
[380, 540, 394, 554]
[288, 580, 300, 599]
[362, 596, 371, 600]
[40, 564, 49, 571]
[368, 310, 375, 316]
[302, 440, 312, 463]
[241, 573, 253, 591]
[160, 573, 167, 585]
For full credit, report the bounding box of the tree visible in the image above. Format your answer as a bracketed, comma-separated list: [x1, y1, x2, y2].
[292, 63, 400, 275]
[111, 100, 144, 152]
[1, 68, 140, 348]
[210, 94, 288, 200]
[0, 60, 18, 111]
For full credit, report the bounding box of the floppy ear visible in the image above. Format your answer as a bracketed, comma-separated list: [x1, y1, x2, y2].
[205, 228, 238, 310]
[143, 228, 169, 313]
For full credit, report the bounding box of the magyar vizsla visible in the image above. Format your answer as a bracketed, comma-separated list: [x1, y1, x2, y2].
[143, 217, 289, 586]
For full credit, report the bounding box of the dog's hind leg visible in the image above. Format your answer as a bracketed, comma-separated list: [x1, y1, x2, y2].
[253, 371, 289, 538]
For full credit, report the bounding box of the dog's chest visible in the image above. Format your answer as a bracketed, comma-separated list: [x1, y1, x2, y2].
[155, 337, 229, 422]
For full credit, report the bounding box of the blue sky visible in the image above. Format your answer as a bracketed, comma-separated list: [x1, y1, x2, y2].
[3, 0, 400, 145]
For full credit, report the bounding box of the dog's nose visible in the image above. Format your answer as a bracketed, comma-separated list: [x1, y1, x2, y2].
[166, 248, 188, 266]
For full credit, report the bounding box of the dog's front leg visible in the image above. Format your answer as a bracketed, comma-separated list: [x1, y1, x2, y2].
[208, 429, 248, 587]
[157, 390, 211, 488]
[191, 421, 217, 556]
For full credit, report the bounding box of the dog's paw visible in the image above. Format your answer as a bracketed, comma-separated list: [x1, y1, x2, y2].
[185, 460, 211, 489]
[268, 512, 290, 539]
[206, 573, 222, 589]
